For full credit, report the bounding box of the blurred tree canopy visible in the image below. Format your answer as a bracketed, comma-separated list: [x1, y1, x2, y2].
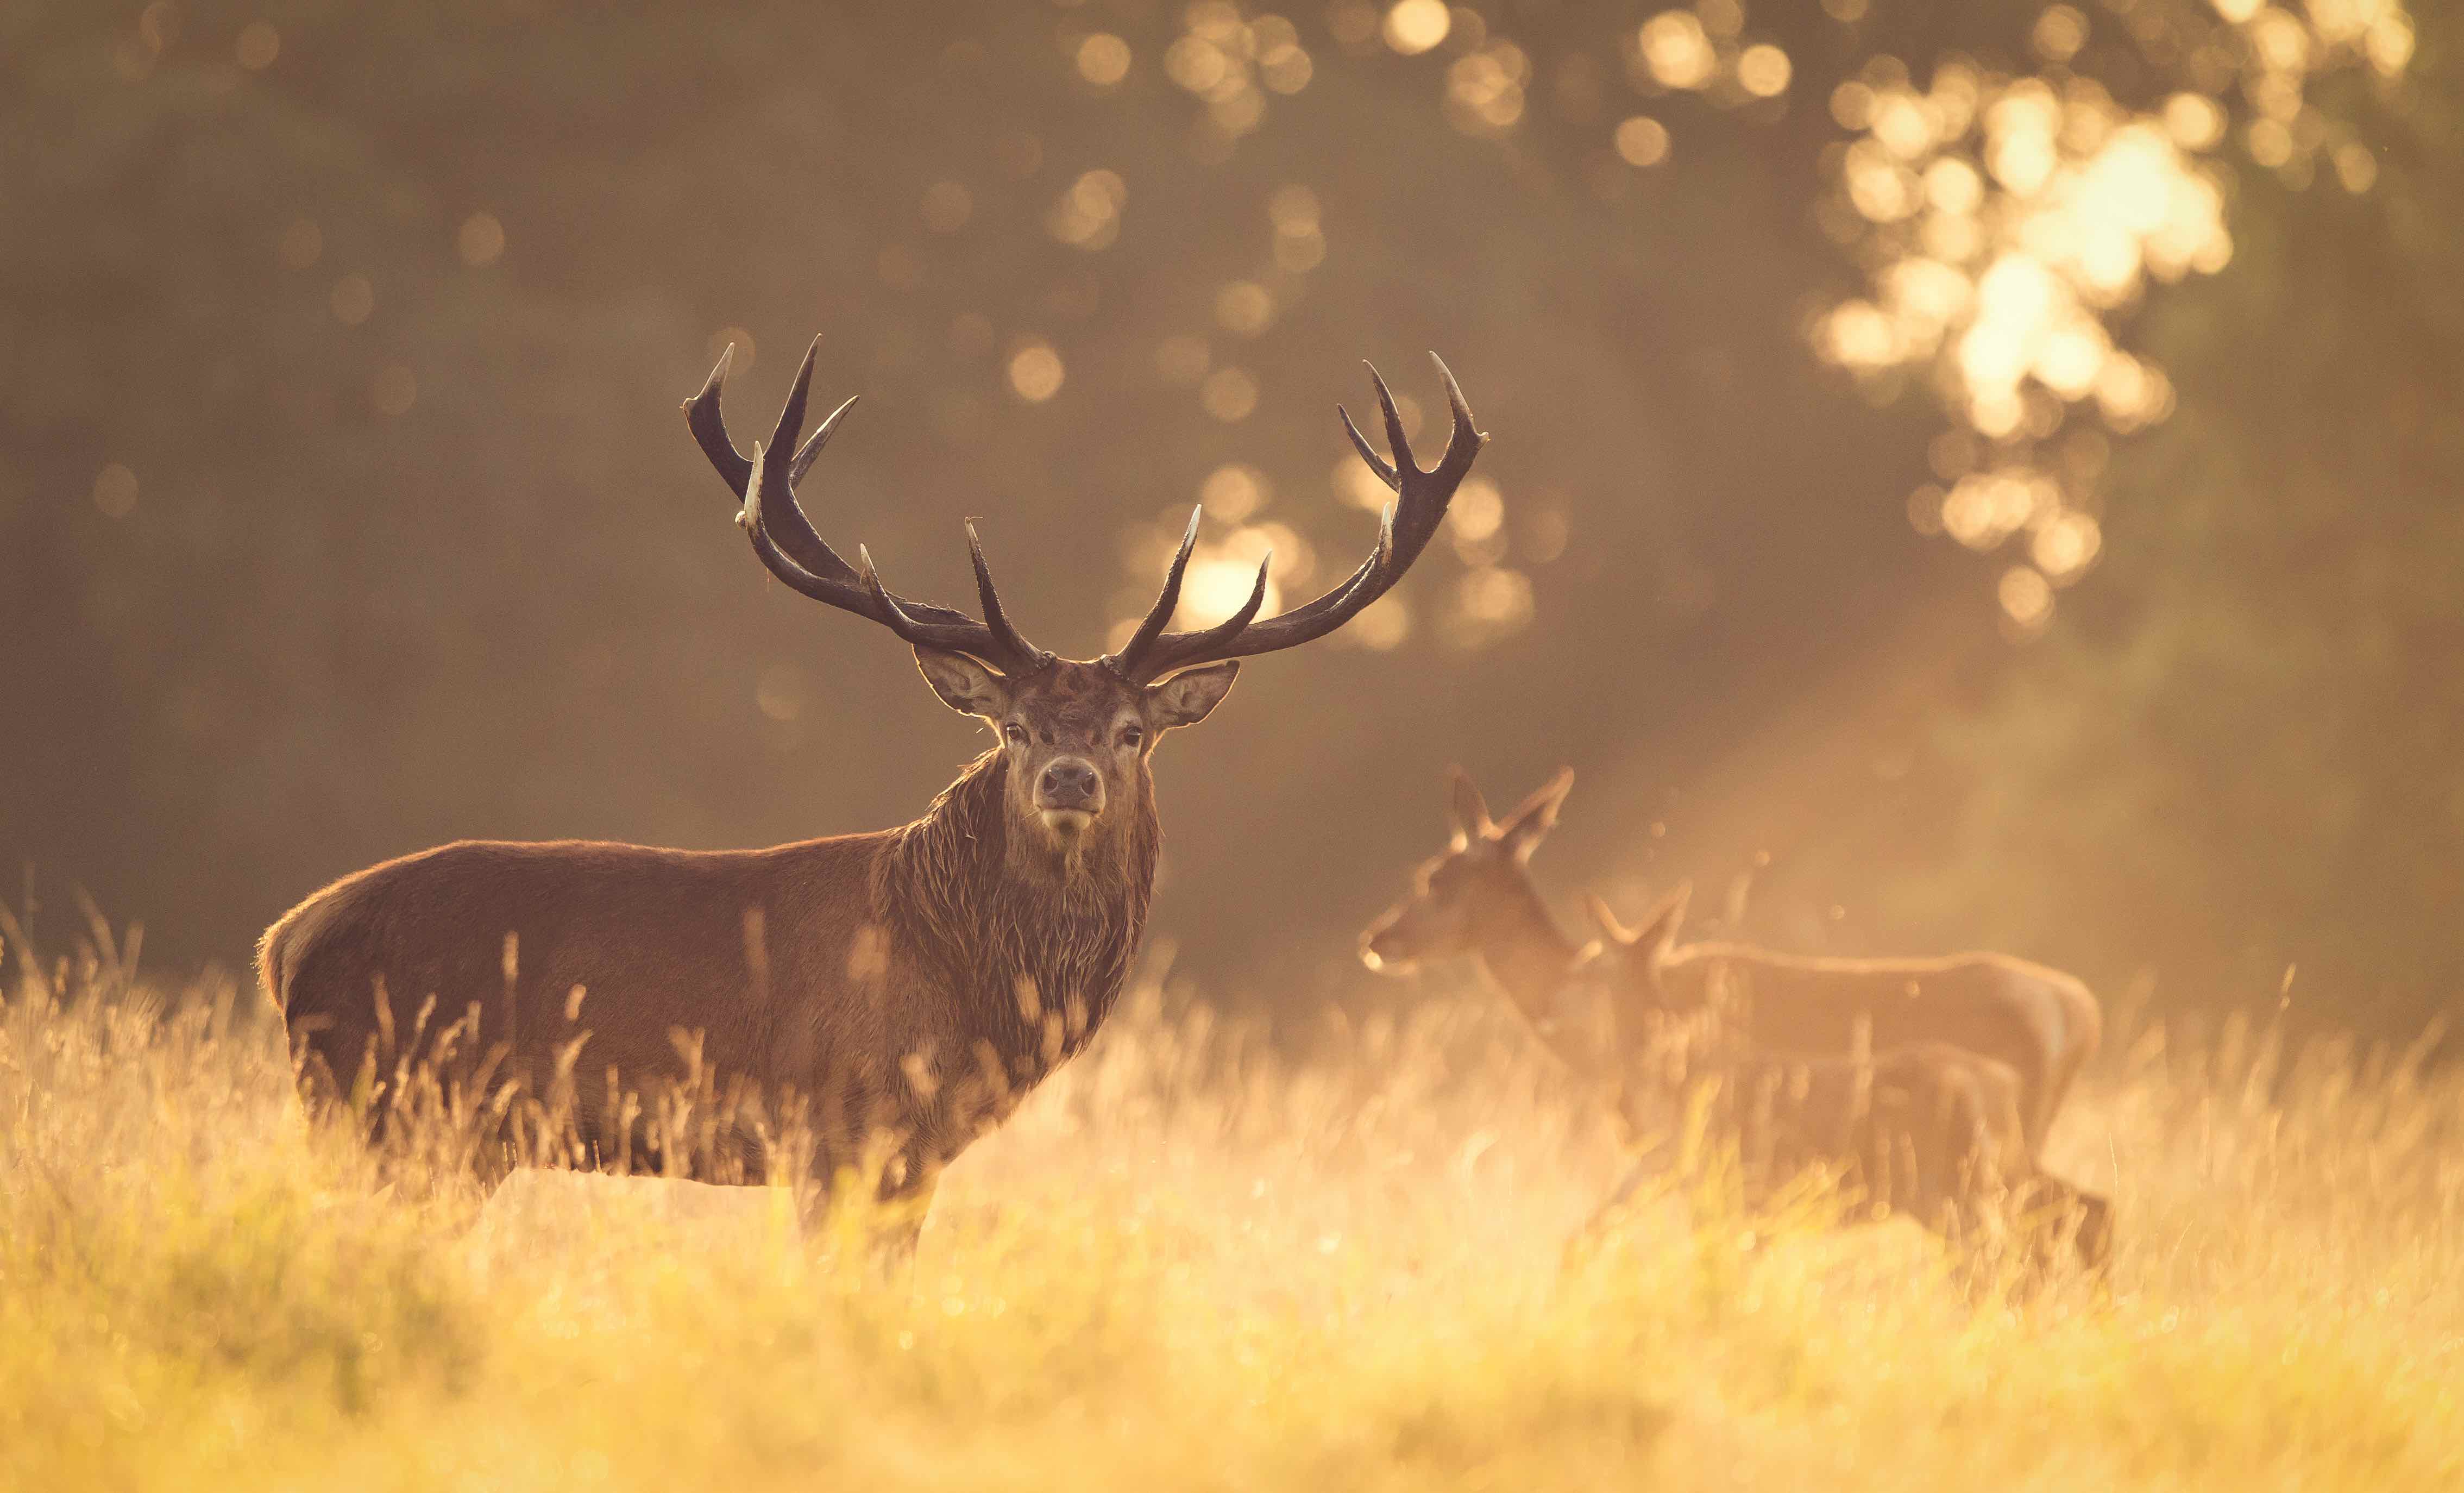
[1903, 7, 2463, 1040]
[1, 0, 2453, 1042]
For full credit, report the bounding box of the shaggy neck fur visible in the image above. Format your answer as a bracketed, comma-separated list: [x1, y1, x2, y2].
[878, 749, 1159, 1082]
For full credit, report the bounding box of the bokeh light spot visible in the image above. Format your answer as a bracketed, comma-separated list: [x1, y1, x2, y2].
[708, 326, 756, 374]
[1201, 464, 1269, 523]
[92, 463, 139, 519]
[1998, 565, 2053, 632]
[1008, 342, 1065, 403]
[1214, 281, 1274, 337]
[1638, 12, 1715, 90]
[235, 21, 280, 71]
[755, 664, 805, 723]
[1614, 116, 1671, 167]
[1737, 45, 1793, 99]
[921, 182, 974, 234]
[1200, 367, 1258, 422]
[1047, 171, 1128, 250]
[373, 364, 417, 417]
[1076, 33, 1132, 86]
[2031, 6, 2088, 64]
[1449, 476, 1504, 542]
[457, 212, 505, 267]
[330, 275, 374, 327]
[1383, 0, 1451, 56]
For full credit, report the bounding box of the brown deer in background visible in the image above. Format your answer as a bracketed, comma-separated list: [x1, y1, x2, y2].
[1580, 882, 2102, 1156]
[263, 334, 1485, 1236]
[1361, 768, 2101, 1157]
[1356, 766, 1582, 1040]
[1568, 915, 2113, 1278]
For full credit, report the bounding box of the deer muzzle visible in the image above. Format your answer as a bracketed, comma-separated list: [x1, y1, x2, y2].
[1035, 757, 1103, 832]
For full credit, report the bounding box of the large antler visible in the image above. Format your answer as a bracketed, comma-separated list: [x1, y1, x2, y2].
[1104, 355, 1484, 685]
[684, 336, 1051, 676]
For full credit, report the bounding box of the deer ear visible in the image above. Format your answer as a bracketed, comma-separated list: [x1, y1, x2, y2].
[1446, 767, 1494, 846]
[914, 646, 1012, 719]
[1147, 660, 1239, 730]
[1498, 767, 1574, 863]
[1634, 881, 1691, 960]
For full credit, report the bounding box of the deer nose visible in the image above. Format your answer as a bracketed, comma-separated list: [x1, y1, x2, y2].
[1038, 759, 1101, 810]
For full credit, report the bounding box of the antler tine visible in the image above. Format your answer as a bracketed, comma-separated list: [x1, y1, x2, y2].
[1109, 508, 1203, 675]
[683, 330, 1049, 675]
[1338, 406, 1398, 491]
[683, 343, 755, 498]
[790, 393, 860, 487]
[749, 338, 866, 585]
[768, 336, 818, 455]
[966, 521, 1051, 670]
[1368, 361, 1415, 480]
[1422, 352, 1484, 493]
[850, 542, 1038, 661]
[1160, 551, 1272, 662]
[1103, 355, 1485, 683]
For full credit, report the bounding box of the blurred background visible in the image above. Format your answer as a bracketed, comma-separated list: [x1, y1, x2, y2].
[3, 0, 2455, 1043]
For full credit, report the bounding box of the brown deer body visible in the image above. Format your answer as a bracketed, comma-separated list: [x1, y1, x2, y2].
[267, 335, 1486, 1228]
[1589, 886, 2102, 1156]
[1363, 769, 2111, 1275]
[262, 747, 1156, 1192]
[1570, 999, 2113, 1277]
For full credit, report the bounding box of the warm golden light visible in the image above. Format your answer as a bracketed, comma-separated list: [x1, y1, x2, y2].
[1449, 476, 1504, 543]
[1047, 171, 1127, 250]
[1344, 592, 1411, 650]
[1075, 33, 1131, 87]
[1214, 281, 1274, 337]
[1200, 464, 1268, 523]
[1008, 342, 1065, 403]
[1382, 0, 1451, 56]
[2031, 6, 2088, 64]
[1638, 12, 1715, 90]
[1997, 564, 2053, 631]
[1736, 45, 1792, 99]
[1199, 366, 1258, 422]
[1614, 116, 1671, 168]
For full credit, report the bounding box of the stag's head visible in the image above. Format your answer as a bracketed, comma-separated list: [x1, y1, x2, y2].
[1358, 767, 1574, 973]
[684, 335, 1483, 858]
[909, 651, 1234, 851]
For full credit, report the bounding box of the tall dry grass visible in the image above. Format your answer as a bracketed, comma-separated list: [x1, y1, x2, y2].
[1, 927, 2457, 1490]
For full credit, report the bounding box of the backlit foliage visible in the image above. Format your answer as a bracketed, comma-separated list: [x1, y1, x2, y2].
[1811, 0, 2414, 631]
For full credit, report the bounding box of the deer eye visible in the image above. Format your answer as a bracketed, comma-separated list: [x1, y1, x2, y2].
[1003, 723, 1027, 745]
[1118, 725, 1143, 750]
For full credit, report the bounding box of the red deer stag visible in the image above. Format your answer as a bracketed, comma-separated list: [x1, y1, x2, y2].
[1568, 918, 2113, 1278]
[1577, 882, 2101, 1156]
[263, 335, 1484, 1235]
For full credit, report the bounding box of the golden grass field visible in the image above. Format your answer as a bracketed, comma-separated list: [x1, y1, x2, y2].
[3, 936, 2458, 1491]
